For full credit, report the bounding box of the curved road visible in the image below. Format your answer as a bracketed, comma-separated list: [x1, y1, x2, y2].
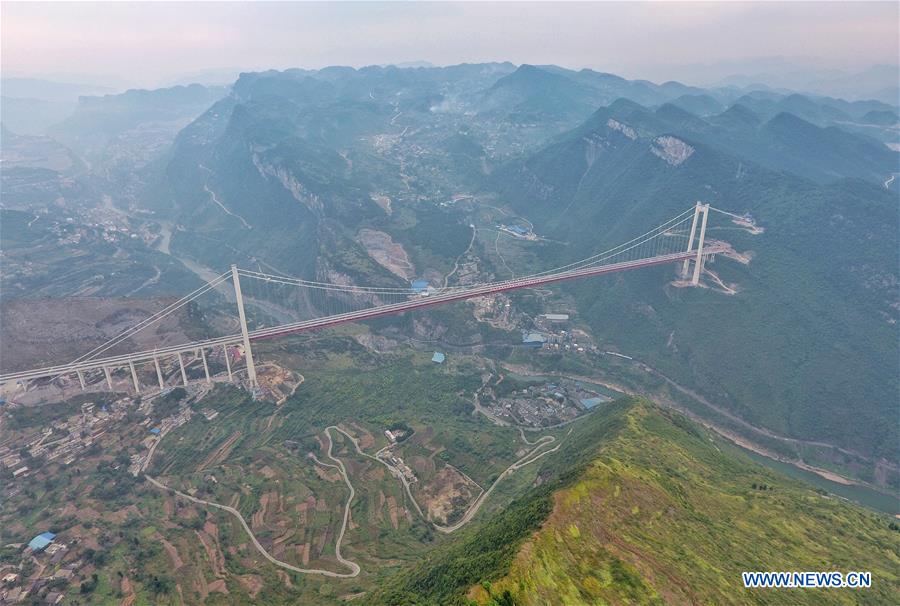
[330, 424, 567, 534]
[433, 432, 566, 533]
[145, 420, 570, 578]
[145, 424, 361, 578]
[328, 425, 428, 520]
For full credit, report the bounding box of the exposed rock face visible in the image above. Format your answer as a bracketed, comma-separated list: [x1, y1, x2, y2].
[582, 135, 605, 169]
[580, 121, 637, 169]
[651, 136, 694, 166]
[606, 118, 637, 140]
[370, 193, 393, 215]
[251, 154, 323, 213]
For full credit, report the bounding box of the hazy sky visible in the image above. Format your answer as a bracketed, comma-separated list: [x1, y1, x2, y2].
[2, 1, 898, 88]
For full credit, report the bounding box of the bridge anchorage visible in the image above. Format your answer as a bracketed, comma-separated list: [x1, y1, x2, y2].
[0, 203, 725, 398]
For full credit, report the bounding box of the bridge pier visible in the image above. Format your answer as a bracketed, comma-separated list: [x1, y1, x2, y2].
[129, 359, 140, 394]
[682, 202, 702, 278]
[76, 370, 86, 391]
[691, 204, 710, 285]
[231, 265, 257, 388]
[178, 352, 188, 386]
[200, 348, 211, 384]
[154, 356, 165, 390]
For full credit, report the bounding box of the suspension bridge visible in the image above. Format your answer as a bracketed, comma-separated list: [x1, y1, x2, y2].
[0, 203, 725, 393]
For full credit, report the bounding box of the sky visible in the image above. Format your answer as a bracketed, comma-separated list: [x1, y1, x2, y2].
[2, 1, 898, 89]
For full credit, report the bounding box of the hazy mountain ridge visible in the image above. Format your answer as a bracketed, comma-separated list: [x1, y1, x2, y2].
[0, 77, 118, 135]
[47, 83, 230, 166]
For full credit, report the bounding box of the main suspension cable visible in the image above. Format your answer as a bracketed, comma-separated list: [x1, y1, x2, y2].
[238, 206, 697, 296]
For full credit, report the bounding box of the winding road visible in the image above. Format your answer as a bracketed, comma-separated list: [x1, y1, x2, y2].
[442, 224, 478, 288]
[144, 418, 568, 578]
[329, 423, 567, 534]
[145, 424, 361, 578]
[198, 164, 252, 229]
[432, 431, 565, 533]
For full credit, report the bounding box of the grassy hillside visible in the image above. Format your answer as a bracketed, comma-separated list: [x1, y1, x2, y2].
[367, 400, 899, 605]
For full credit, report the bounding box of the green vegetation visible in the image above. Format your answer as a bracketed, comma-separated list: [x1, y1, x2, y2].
[0, 208, 201, 300]
[367, 399, 899, 605]
[152, 387, 187, 419]
[3, 61, 898, 605]
[368, 484, 555, 605]
[495, 99, 899, 479]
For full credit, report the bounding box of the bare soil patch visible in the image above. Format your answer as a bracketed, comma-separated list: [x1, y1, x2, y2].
[356, 228, 415, 279]
[417, 465, 481, 524]
[158, 536, 184, 570]
[238, 574, 264, 598]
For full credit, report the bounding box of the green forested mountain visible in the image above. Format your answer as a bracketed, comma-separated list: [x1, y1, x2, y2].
[5, 63, 896, 478]
[492, 99, 898, 471]
[143, 64, 898, 478]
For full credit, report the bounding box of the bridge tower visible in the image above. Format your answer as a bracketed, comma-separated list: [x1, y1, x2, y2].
[682, 202, 710, 285]
[231, 264, 258, 387]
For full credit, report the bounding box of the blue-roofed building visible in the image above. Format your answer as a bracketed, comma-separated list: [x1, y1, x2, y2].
[28, 532, 55, 552]
[522, 332, 547, 348]
[508, 225, 528, 236]
[580, 397, 608, 409]
[411, 280, 429, 294]
[431, 352, 445, 364]
[149, 428, 161, 435]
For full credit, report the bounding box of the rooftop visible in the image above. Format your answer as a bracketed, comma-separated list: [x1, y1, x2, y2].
[431, 352, 445, 363]
[580, 396, 609, 409]
[27, 532, 55, 552]
[523, 332, 547, 343]
[543, 313, 570, 321]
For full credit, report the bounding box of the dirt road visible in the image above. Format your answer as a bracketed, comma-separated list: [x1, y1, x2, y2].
[145, 474, 360, 578]
[331, 423, 568, 534]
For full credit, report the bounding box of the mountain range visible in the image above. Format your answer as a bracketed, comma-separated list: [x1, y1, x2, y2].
[2, 60, 898, 605]
[4, 63, 897, 484]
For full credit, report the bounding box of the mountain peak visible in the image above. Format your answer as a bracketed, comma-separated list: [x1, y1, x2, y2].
[712, 103, 762, 128]
[493, 64, 566, 88]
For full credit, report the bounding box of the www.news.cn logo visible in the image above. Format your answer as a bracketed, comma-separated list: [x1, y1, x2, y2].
[743, 571, 871, 589]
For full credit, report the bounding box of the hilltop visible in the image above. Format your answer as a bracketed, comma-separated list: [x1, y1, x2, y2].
[368, 399, 900, 605]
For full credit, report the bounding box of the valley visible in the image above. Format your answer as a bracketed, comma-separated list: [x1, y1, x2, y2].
[1, 57, 898, 605]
